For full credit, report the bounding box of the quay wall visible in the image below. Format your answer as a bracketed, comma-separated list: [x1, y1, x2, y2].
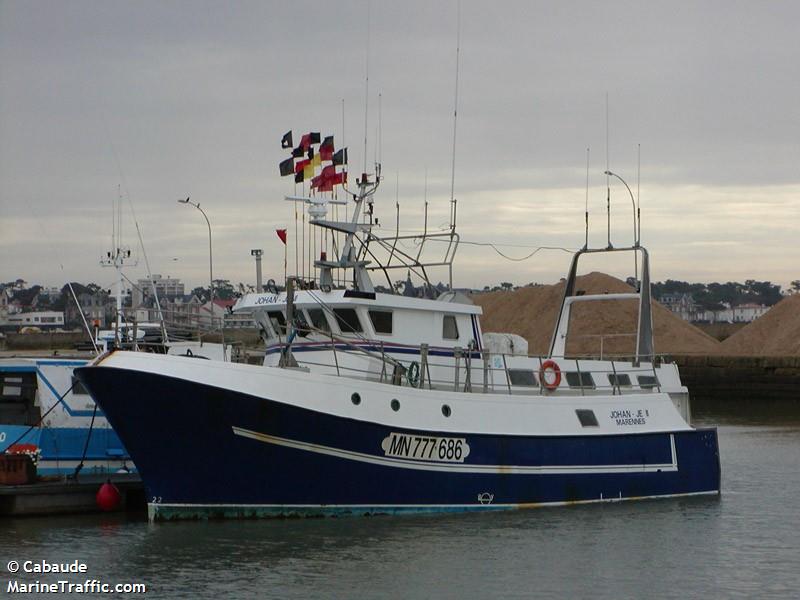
[3, 332, 87, 351]
[674, 355, 800, 403]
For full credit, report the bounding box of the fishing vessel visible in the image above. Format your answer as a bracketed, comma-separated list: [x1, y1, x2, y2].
[75, 133, 721, 520]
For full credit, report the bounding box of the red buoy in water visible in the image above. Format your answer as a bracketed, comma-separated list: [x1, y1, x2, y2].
[96, 480, 121, 511]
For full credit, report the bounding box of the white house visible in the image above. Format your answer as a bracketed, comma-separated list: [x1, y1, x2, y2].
[6, 311, 65, 329]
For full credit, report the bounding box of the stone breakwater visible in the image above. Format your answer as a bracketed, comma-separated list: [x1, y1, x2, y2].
[673, 355, 800, 403]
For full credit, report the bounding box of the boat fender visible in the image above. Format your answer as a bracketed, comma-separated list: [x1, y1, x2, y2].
[96, 480, 121, 511]
[539, 360, 561, 391]
[406, 362, 421, 387]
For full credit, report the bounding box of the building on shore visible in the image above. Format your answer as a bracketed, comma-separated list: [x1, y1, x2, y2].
[659, 293, 770, 324]
[4, 311, 65, 330]
[658, 293, 701, 321]
[132, 275, 185, 309]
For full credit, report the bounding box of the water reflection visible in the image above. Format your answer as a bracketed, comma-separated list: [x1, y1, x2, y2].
[2, 400, 799, 599]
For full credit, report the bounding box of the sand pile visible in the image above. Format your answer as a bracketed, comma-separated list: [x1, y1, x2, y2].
[473, 272, 722, 356]
[720, 295, 800, 356]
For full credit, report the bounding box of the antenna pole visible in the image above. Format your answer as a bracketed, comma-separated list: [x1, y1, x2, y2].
[424, 167, 429, 238]
[377, 92, 382, 167]
[585, 147, 590, 250]
[605, 93, 611, 249]
[449, 1, 461, 231]
[363, 3, 370, 175]
[637, 143, 641, 245]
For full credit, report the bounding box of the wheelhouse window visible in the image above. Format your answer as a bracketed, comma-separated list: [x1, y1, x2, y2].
[368, 310, 393, 334]
[333, 308, 363, 334]
[267, 310, 287, 336]
[307, 308, 331, 333]
[2, 375, 23, 397]
[638, 375, 659, 390]
[508, 369, 537, 387]
[443, 315, 459, 340]
[607, 373, 632, 388]
[565, 372, 595, 389]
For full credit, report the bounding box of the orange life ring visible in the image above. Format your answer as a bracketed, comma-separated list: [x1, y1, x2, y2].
[539, 360, 561, 390]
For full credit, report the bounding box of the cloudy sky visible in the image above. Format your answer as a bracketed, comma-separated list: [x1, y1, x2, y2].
[1, 0, 798, 293]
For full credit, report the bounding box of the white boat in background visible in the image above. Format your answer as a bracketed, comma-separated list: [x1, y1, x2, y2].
[0, 357, 130, 476]
[1, 201, 229, 478]
[76, 131, 720, 520]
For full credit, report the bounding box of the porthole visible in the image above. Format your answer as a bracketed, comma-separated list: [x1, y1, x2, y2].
[441, 404, 452, 417]
[351, 392, 361, 405]
[391, 399, 400, 412]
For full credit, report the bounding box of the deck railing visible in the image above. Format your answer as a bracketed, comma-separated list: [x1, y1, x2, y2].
[272, 333, 667, 396]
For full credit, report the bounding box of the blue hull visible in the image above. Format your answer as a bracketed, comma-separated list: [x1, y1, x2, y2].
[75, 366, 721, 520]
[0, 424, 131, 476]
[0, 361, 133, 476]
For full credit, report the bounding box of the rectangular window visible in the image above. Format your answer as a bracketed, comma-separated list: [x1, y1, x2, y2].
[307, 308, 331, 333]
[607, 373, 632, 387]
[576, 409, 599, 427]
[267, 310, 286, 335]
[565, 372, 595, 389]
[333, 308, 363, 334]
[638, 375, 659, 390]
[443, 315, 459, 340]
[508, 369, 537, 387]
[71, 375, 89, 396]
[368, 310, 393, 334]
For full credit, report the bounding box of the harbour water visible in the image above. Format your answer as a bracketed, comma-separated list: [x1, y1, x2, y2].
[2, 401, 799, 599]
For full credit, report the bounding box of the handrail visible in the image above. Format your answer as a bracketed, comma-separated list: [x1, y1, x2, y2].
[274, 335, 671, 398]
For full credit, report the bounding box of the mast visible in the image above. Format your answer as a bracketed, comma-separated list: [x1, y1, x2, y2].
[101, 194, 134, 344]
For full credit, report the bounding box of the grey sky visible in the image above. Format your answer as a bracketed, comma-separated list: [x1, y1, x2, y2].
[1, 0, 798, 292]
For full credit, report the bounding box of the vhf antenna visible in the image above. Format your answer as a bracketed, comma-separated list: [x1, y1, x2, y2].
[605, 92, 611, 249]
[449, 0, 461, 232]
[584, 147, 590, 249]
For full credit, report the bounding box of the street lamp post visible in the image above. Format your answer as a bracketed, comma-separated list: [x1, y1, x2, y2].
[178, 197, 214, 331]
[604, 171, 639, 284]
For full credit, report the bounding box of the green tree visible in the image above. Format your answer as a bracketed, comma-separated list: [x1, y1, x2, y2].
[212, 279, 236, 301]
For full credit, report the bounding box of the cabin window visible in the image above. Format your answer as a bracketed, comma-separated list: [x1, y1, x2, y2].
[565, 372, 595, 389]
[333, 308, 363, 334]
[576, 409, 599, 427]
[368, 310, 393, 334]
[607, 373, 632, 388]
[267, 311, 287, 335]
[638, 375, 659, 390]
[443, 315, 459, 340]
[71, 375, 89, 396]
[307, 308, 331, 333]
[508, 369, 537, 387]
